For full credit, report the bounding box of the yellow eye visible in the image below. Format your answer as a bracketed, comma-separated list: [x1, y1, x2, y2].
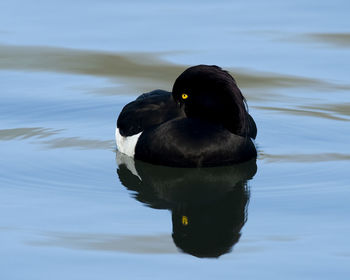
[181, 93, 188, 100]
[182, 215, 189, 226]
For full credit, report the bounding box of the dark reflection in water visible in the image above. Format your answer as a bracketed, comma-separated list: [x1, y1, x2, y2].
[116, 152, 257, 258]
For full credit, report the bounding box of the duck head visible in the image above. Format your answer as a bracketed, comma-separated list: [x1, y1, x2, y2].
[172, 65, 248, 135]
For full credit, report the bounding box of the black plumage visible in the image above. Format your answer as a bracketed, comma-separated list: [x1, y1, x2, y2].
[116, 65, 257, 167]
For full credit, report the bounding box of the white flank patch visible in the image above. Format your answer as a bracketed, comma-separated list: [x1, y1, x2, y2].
[115, 128, 142, 158]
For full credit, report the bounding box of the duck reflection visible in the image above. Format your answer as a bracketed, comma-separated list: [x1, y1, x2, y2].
[116, 152, 257, 258]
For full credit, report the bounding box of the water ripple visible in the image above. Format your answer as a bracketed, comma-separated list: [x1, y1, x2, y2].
[306, 33, 350, 48]
[1, 44, 349, 96]
[255, 106, 350, 121]
[259, 152, 350, 163]
[0, 127, 61, 140]
[0, 127, 114, 151]
[27, 232, 178, 254]
[41, 137, 114, 150]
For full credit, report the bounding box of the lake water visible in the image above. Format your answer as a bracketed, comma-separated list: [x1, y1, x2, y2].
[1, 0, 349, 279]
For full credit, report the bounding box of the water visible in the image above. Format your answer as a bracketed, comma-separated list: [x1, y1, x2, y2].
[1, 0, 349, 279]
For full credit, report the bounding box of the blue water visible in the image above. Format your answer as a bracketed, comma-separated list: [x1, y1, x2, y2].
[1, 0, 350, 279]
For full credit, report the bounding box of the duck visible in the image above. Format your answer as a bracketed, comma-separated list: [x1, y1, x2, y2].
[116, 65, 257, 167]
